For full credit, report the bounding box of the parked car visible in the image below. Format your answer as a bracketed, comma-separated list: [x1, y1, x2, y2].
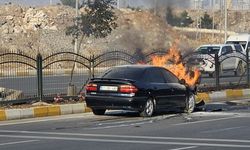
[85, 65, 196, 117]
[194, 44, 246, 77]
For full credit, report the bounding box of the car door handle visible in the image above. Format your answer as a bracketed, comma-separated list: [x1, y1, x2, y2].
[153, 87, 158, 90]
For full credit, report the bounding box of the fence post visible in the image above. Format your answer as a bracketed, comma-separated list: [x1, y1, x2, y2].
[88, 55, 93, 80]
[247, 49, 250, 87]
[36, 53, 43, 101]
[92, 55, 95, 78]
[215, 53, 220, 90]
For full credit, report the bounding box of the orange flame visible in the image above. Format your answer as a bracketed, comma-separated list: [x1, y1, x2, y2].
[151, 43, 200, 86]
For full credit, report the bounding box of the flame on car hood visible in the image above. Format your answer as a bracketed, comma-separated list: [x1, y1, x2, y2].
[151, 42, 200, 86]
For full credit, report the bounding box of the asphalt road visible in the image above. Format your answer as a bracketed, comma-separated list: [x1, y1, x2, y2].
[0, 72, 249, 97]
[0, 101, 250, 150]
[0, 74, 89, 96]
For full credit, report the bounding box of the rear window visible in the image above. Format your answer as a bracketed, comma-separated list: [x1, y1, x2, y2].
[197, 46, 220, 54]
[101, 67, 144, 80]
[143, 68, 165, 83]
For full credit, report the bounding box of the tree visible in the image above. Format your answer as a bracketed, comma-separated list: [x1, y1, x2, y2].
[166, 8, 193, 27]
[200, 12, 213, 29]
[66, 0, 117, 39]
[179, 10, 193, 27]
[166, 7, 179, 26]
[66, 0, 118, 82]
[60, 0, 76, 8]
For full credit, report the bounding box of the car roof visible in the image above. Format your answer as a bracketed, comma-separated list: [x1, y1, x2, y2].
[227, 34, 250, 41]
[114, 65, 159, 69]
[198, 44, 236, 47]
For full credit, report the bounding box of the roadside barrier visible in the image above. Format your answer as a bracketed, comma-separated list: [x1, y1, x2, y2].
[196, 88, 250, 102]
[0, 103, 92, 121]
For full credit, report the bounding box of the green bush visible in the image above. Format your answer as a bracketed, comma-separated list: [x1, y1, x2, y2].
[200, 12, 214, 29]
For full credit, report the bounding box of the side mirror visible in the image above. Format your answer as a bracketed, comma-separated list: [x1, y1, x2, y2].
[179, 79, 186, 85]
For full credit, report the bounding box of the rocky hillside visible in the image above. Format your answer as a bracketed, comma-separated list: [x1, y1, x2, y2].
[0, 4, 194, 57]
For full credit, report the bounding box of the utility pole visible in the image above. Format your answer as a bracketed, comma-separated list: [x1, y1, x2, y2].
[75, 0, 79, 56]
[212, 0, 215, 40]
[154, 0, 157, 15]
[68, 0, 79, 95]
[117, 0, 119, 9]
[224, 0, 228, 42]
[195, 0, 199, 40]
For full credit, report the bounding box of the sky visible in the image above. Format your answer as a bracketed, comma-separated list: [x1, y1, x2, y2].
[0, 0, 191, 8]
[0, 0, 248, 9]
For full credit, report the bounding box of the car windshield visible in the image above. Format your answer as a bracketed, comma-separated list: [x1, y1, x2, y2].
[234, 44, 243, 52]
[101, 67, 144, 80]
[197, 46, 220, 54]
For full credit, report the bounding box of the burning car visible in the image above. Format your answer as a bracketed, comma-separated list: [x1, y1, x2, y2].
[85, 65, 196, 117]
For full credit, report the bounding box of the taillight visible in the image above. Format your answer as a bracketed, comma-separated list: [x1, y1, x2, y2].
[86, 83, 97, 92]
[119, 85, 138, 93]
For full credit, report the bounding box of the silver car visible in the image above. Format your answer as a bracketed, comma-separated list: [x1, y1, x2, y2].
[195, 44, 246, 77]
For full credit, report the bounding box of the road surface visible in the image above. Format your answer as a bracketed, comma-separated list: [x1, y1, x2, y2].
[0, 101, 250, 150]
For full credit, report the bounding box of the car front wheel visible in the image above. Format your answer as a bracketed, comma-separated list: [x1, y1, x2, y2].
[140, 98, 155, 117]
[92, 108, 106, 115]
[184, 94, 195, 113]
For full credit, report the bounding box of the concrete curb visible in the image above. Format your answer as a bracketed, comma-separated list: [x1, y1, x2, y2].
[196, 88, 250, 103]
[0, 103, 92, 121]
[1, 88, 250, 121]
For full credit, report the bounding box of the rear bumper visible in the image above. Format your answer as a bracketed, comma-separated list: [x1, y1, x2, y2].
[85, 95, 147, 111]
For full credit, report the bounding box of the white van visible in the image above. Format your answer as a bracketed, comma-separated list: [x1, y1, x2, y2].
[226, 34, 250, 52]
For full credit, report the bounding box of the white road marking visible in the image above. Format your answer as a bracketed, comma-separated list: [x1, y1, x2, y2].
[0, 140, 39, 146]
[201, 126, 247, 133]
[1, 130, 250, 143]
[0, 113, 176, 127]
[169, 146, 198, 150]
[0, 134, 250, 148]
[90, 120, 153, 129]
[173, 116, 242, 126]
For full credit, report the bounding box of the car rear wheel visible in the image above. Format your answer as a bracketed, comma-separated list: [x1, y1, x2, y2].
[184, 94, 195, 113]
[140, 98, 154, 117]
[92, 108, 106, 115]
[208, 72, 215, 78]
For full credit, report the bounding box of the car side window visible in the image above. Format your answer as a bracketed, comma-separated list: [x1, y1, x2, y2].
[221, 46, 233, 55]
[247, 43, 250, 52]
[235, 44, 243, 53]
[143, 68, 165, 83]
[161, 68, 179, 83]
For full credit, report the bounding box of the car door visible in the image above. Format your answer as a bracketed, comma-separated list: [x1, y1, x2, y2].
[160, 68, 187, 108]
[143, 68, 172, 109]
[220, 46, 236, 70]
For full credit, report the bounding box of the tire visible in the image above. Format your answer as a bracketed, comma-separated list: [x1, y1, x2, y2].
[208, 72, 215, 78]
[140, 98, 155, 117]
[92, 108, 106, 115]
[234, 62, 244, 76]
[184, 93, 195, 114]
